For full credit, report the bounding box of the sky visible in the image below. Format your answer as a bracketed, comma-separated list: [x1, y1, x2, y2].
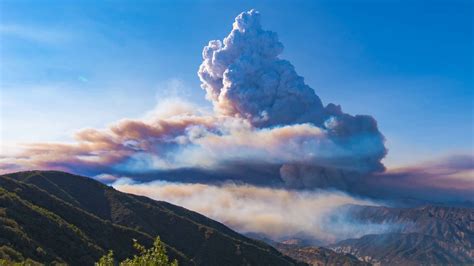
[1, 0, 473, 168]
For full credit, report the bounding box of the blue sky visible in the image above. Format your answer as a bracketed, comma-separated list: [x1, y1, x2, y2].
[1, 0, 472, 168]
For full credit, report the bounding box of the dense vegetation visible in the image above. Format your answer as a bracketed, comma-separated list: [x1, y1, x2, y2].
[96, 237, 178, 266]
[0, 171, 301, 265]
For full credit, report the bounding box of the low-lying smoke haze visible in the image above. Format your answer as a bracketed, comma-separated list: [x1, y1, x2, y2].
[113, 178, 395, 244]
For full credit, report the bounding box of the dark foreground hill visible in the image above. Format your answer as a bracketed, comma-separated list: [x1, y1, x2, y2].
[330, 205, 474, 265]
[0, 170, 302, 265]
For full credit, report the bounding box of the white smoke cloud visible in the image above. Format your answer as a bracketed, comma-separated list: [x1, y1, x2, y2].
[113, 178, 394, 244]
[198, 9, 325, 127]
[197, 9, 386, 186]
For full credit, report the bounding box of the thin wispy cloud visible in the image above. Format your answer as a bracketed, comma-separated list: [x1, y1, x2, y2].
[0, 24, 74, 45]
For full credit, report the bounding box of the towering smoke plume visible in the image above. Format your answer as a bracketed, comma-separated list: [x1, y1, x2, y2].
[199, 9, 325, 127]
[2, 10, 387, 189]
[198, 9, 386, 187]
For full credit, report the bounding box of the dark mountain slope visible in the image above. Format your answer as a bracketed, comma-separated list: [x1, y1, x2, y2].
[1, 186, 102, 264]
[0, 175, 182, 265]
[0, 170, 302, 266]
[332, 233, 471, 266]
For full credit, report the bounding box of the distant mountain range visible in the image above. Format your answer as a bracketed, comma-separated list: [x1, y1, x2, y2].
[0, 171, 301, 265]
[274, 242, 370, 266]
[329, 205, 474, 265]
[265, 205, 473, 265]
[0, 171, 472, 265]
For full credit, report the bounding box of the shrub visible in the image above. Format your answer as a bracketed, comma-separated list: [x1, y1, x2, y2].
[96, 237, 178, 266]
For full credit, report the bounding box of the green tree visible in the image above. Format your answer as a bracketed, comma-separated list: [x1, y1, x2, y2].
[95, 250, 114, 266]
[95, 237, 178, 266]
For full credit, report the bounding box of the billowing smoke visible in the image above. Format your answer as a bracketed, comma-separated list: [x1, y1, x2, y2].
[2, 10, 386, 190]
[198, 9, 386, 187]
[113, 179, 395, 244]
[198, 10, 325, 127]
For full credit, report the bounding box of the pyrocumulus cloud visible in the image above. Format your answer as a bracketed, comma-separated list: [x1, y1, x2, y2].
[2, 10, 387, 190]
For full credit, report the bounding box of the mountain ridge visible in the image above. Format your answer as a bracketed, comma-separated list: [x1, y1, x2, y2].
[0, 170, 302, 265]
[1, 170, 472, 265]
[329, 204, 474, 265]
